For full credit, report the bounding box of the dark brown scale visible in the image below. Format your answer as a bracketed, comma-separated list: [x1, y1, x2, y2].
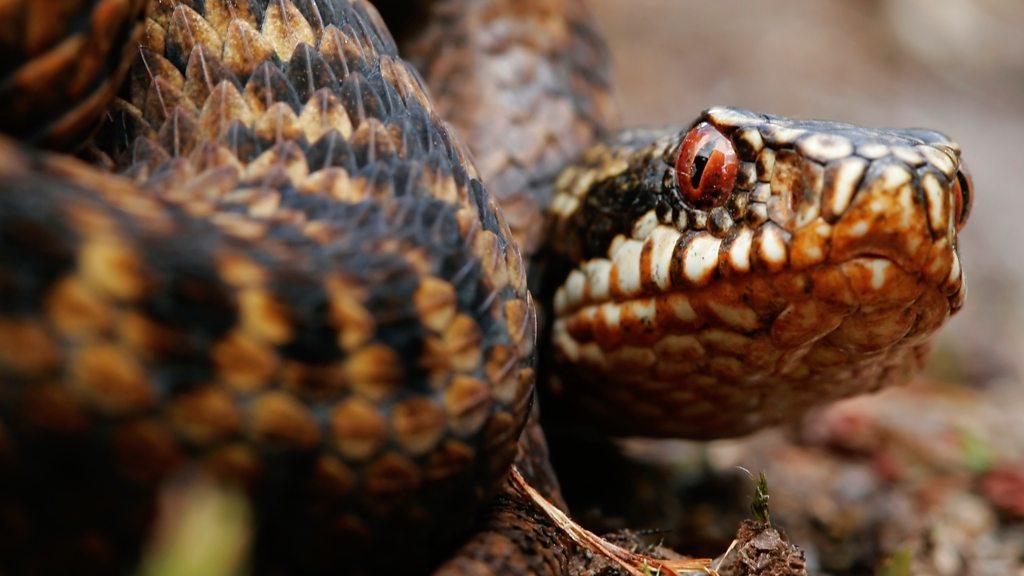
[399, 0, 619, 259]
[0, 0, 148, 148]
[549, 131, 683, 262]
[0, 162, 219, 575]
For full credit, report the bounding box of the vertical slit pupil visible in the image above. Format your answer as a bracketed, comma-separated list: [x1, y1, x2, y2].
[691, 152, 710, 189]
[956, 170, 972, 224]
[676, 122, 738, 208]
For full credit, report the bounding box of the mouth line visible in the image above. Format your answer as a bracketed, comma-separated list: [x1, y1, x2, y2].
[550, 251, 963, 378]
[554, 247, 962, 324]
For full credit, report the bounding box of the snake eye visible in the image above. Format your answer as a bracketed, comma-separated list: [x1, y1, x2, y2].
[675, 122, 739, 209]
[953, 166, 973, 230]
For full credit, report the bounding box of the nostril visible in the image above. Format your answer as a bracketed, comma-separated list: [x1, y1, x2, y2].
[954, 167, 973, 229]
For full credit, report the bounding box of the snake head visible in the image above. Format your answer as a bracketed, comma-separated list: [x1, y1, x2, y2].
[548, 106, 971, 437]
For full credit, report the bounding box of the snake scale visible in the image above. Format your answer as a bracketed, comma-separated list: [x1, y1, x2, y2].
[0, 0, 971, 574]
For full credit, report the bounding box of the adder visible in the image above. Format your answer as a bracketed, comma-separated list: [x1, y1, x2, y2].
[0, 0, 971, 574]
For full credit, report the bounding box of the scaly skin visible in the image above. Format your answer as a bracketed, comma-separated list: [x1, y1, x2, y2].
[3, 1, 534, 573]
[0, 0, 148, 148]
[0, 0, 971, 574]
[402, 0, 618, 259]
[548, 108, 971, 437]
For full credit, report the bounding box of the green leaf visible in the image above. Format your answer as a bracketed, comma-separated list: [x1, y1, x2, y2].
[876, 548, 913, 576]
[138, 483, 251, 576]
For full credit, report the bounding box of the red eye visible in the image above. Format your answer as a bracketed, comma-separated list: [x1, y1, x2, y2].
[675, 122, 739, 209]
[952, 166, 973, 230]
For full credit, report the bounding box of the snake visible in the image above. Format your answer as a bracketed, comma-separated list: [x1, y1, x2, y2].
[0, 0, 971, 575]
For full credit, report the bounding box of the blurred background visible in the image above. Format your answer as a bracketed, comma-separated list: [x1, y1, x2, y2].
[553, 1, 1024, 574]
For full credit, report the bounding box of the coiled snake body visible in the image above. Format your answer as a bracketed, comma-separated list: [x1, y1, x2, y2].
[0, 1, 971, 574]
